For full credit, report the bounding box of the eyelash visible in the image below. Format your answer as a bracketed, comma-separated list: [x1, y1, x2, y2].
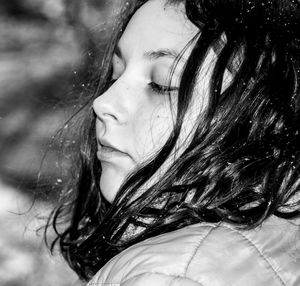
[149, 82, 178, 95]
[109, 78, 178, 95]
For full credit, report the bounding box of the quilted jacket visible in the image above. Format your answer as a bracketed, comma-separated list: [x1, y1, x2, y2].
[87, 216, 300, 286]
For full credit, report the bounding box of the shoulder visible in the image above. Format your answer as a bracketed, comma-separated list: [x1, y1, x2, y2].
[183, 217, 300, 285]
[88, 216, 300, 286]
[88, 223, 217, 285]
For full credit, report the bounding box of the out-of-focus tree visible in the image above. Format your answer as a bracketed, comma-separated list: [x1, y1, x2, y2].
[0, 0, 117, 198]
[0, 0, 116, 285]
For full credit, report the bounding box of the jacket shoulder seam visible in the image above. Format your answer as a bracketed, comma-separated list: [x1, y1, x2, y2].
[193, 225, 286, 285]
[224, 225, 285, 285]
[121, 271, 205, 286]
[183, 224, 219, 274]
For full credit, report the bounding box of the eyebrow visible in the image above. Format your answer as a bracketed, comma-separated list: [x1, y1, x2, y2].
[114, 45, 185, 62]
[144, 48, 180, 61]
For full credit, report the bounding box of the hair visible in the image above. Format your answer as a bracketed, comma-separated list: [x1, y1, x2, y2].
[46, 0, 300, 281]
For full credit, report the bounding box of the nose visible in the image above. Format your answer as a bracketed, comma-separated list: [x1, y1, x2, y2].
[93, 81, 128, 125]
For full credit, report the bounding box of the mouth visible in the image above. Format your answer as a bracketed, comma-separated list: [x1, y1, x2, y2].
[100, 145, 119, 153]
[97, 139, 130, 161]
[99, 144, 125, 155]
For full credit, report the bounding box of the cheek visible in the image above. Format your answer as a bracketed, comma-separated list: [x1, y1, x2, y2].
[133, 100, 175, 161]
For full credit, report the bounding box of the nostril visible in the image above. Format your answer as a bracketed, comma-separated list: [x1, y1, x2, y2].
[105, 112, 118, 121]
[93, 96, 120, 123]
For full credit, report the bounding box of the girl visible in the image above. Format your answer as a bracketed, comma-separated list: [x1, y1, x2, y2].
[47, 0, 300, 285]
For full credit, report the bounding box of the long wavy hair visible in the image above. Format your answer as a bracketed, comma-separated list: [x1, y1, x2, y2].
[46, 0, 300, 281]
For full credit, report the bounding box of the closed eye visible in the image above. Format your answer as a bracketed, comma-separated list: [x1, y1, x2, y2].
[149, 82, 179, 95]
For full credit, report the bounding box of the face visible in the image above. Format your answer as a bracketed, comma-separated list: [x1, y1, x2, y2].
[93, 0, 200, 202]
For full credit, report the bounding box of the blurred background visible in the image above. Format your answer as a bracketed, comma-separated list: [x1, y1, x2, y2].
[0, 0, 116, 285]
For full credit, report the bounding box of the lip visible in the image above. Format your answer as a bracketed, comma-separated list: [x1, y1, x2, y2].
[97, 138, 130, 162]
[99, 138, 127, 154]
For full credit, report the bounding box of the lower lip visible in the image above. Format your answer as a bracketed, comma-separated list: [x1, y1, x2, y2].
[97, 146, 128, 162]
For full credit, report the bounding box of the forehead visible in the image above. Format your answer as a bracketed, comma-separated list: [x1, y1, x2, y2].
[118, 0, 198, 57]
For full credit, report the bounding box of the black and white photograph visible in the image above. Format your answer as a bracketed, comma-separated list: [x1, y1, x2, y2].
[1, 0, 300, 285]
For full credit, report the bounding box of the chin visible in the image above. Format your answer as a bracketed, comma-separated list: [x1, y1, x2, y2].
[99, 169, 124, 203]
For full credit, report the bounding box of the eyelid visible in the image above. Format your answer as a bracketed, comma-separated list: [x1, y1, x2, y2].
[149, 82, 179, 95]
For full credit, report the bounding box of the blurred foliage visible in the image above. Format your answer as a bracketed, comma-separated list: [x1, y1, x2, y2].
[0, 0, 117, 285]
[0, 0, 116, 197]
